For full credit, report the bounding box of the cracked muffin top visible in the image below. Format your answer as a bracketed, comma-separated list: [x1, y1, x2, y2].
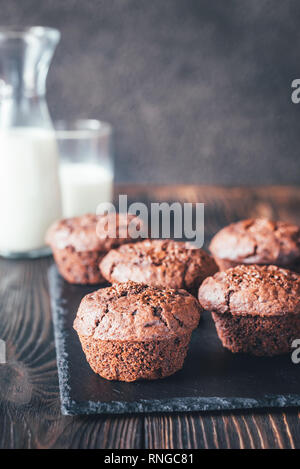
[209, 219, 300, 266]
[46, 213, 142, 252]
[198, 264, 300, 317]
[100, 239, 218, 292]
[74, 281, 201, 340]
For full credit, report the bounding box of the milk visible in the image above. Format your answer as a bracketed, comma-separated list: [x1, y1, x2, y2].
[59, 162, 113, 217]
[0, 128, 62, 253]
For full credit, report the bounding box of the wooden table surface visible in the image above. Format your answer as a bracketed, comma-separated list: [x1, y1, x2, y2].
[1, 185, 300, 449]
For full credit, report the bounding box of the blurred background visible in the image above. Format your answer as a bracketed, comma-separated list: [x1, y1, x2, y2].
[1, 0, 300, 185]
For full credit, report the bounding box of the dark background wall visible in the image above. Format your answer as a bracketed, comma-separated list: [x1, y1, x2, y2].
[1, 0, 300, 184]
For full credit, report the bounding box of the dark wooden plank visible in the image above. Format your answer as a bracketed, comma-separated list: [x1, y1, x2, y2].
[0, 185, 299, 449]
[144, 411, 300, 449]
[49, 415, 143, 449]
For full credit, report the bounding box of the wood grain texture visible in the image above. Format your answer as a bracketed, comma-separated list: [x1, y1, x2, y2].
[144, 410, 299, 449]
[0, 185, 299, 449]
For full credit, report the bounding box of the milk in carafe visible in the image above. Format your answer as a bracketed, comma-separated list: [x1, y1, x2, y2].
[0, 128, 62, 253]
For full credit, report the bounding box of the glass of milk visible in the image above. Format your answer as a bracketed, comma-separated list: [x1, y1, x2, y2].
[55, 119, 114, 218]
[0, 27, 62, 258]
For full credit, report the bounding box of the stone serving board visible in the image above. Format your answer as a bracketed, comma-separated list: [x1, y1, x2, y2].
[49, 265, 300, 415]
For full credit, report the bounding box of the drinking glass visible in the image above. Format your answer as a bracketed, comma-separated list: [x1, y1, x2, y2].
[55, 119, 114, 218]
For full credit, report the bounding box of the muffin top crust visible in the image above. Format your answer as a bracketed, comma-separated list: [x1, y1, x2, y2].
[198, 264, 300, 317]
[209, 218, 300, 266]
[74, 281, 201, 340]
[46, 213, 142, 252]
[100, 239, 218, 291]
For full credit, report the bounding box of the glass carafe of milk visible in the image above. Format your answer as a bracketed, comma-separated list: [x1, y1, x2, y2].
[0, 27, 62, 258]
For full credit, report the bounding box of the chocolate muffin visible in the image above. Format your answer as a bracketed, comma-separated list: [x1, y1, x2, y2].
[198, 264, 300, 356]
[73, 281, 201, 381]
[99, 239, 218, 294]
[209, 218, 300, 272]
[46, 213, 142, 284]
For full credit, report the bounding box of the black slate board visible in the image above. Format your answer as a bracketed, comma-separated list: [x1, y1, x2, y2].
[49, 265, 300, 415]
